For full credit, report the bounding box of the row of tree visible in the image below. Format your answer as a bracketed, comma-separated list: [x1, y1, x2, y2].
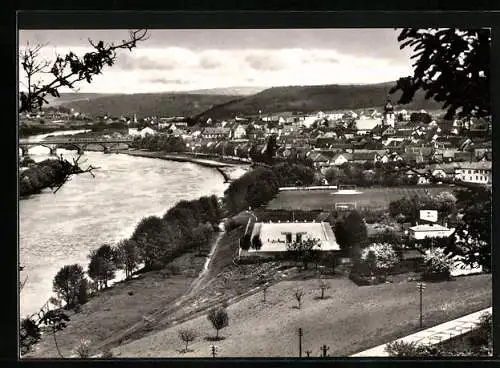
[388, 191, 457, 224]
[324, 162, 430, 187]
[130, 134, 187, 153]
[223, 162, 315, 215]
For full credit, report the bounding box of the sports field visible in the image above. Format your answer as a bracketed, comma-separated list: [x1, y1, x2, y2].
[266, 186, 454, 211]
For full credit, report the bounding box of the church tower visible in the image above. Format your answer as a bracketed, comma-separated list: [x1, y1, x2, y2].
[383, 99, 395, 127]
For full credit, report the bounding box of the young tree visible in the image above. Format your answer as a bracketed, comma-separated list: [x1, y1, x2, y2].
[40, 309, 71, 358]
[318, 279, 330, 299]
[257, 274, 271, 302]
[390, 28, 490, 119]
[52, 264, 86, 308]
[178, 329, 197, 353]
[294, 288, 305, 309]
[207, 307, 229, 340]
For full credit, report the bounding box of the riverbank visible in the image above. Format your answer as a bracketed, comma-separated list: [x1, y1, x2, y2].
[114, 149, 250, 169]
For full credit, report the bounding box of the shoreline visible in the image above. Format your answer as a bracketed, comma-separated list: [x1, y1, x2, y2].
[113, 149, 251, 169]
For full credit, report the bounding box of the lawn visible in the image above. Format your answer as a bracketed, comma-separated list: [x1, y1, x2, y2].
[266, 186, 454, 211]
[111, 273, 491, 358]
[26, 272, 194, 358]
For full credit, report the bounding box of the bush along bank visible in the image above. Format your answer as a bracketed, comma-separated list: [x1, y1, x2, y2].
[19, 158, 75, 197]
[223, 162, 316, 215]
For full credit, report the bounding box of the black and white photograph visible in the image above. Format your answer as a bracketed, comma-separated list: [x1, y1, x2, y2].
[18, 23, 492, 359]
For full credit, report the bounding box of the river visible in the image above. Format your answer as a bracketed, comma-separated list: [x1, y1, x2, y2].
[19, 136, 230, 318]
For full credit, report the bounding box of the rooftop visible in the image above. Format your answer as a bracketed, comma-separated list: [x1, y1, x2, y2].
[409, 224, 452, 232]
[249, 221, 339, 252]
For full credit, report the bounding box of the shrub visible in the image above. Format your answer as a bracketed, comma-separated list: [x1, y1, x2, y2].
[101, 349, 114, 358]
[422, 248, 454, 281]
[360, 243, 399, 276]
[385, 340, 429, 357]
[74, 338, 92, 358]
[166, 264, 181, 276]
[251, 235, 263, 250]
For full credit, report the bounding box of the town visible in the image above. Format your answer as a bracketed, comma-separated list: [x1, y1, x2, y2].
[20, 99, 492, 187]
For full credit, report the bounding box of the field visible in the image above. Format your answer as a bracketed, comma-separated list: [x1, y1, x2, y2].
[111, 273, 491, 357]
[266, 186, 454, 211]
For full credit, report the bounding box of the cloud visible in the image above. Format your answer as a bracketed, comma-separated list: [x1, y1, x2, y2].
[245, 53, 288, 71]
[117, 52, 179, 70]
[143, 77, 189, 85]
[198, 51, 224, 69]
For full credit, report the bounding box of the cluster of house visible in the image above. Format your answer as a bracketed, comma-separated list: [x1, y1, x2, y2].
[20, 108, 91, 125]
[122, 100, 491, 186]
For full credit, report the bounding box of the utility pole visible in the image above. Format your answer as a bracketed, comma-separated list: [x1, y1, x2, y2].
[210, 345, 218, 358]
[417, 282, 426, 328]
[321, 344, 330, 357]
[298, 328, 303, 357]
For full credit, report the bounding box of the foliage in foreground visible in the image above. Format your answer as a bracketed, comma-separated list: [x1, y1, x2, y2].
[385, 312, 492, 357]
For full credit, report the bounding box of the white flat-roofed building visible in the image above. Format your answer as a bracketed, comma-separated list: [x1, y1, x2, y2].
[409, 223, 455, 240]
[240, 221, 339, 256]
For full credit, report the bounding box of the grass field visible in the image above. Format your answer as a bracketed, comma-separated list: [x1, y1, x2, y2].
[25, 238, 217, 359]
[266, 186, 454, 211]
[111, 273, 491, 358]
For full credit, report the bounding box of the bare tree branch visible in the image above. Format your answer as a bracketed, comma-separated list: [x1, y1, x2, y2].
[19, 29, 149, 113]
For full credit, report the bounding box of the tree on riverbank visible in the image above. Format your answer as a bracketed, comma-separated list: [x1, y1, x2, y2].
[88, 244, 119, 290]
[116, 239, 140, 279]
[52, 264, 86, 308]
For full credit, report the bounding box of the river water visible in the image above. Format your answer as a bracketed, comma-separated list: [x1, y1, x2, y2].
[19, 137, 229, 318]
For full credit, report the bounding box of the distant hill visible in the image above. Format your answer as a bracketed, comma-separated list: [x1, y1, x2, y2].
[196, 83, 445, 119]
[45, 93, 117, 106]
[60, 93, 242, 118]
[56, 82, 445, 119]
[180, 86, 266, 96]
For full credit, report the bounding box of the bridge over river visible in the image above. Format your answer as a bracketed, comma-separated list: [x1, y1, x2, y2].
[19, 137, 135, 156]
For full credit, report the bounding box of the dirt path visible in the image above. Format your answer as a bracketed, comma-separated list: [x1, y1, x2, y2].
[174, 228, 225, 306]
[91, 224, 226, 354]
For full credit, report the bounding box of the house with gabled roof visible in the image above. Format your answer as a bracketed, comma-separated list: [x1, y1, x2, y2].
[455, 161, 492, 184]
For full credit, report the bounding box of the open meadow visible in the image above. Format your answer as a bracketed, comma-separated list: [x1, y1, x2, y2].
[111, 273, 491, 358]
[266, 186, 454, 211]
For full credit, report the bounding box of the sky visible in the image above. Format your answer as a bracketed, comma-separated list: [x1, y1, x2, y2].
[18, 29, 415, 94]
